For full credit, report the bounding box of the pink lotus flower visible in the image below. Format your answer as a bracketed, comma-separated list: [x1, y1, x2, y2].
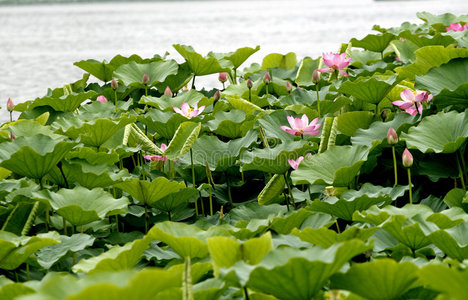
[402, 148, 413, 168]
[263, 72, 271, 84]
[142, 73, 150, 85]
[111, 78, 118, 90]
[173, 102, 205, 119]
[317, 52, 352, 77]
[392, 89, 432, 115]
[387, 127, 398, 145]
[6, 98, 14, 112]
[446, 23, 468, 32]
[288, 153, 311, 170]
[144, 143, 168, 162]
[218, 72, 228, 83]
[280, 114, 321, 136]
[96, 95, 108, 103]
[285, 81, 292, 93]
[164, 86, 172, 96]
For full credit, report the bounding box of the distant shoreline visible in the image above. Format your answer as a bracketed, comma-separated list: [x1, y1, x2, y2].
[0, 0, 228, 6]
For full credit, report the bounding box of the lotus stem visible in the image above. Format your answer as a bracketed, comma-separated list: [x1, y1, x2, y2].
[243, 287, 250, 300]
[169, 160, 175, 179]
[209, 185, 213, 216]
[248, 88, 251, 102]
[144, 204, 149, 233]
[168, 210, 171, 221]
[315, 85, 321, 117]
[456, 153, 466, 190]
[307, 185, 311, 205]
[144, 86, 148, 96]
[407, 168, 413, 204]
[191, 75, 196, 90]
[81, 226, 84, 234]
[265, 84, 269, 100]
[131, 155, 137, 171]
[191, 149, 199, 215]
[63, 217, 67, 235]
[9, 112, 12, 122]
[283, 173, 295, 209]
[183, 256, 194, 300]
[115, 215, 119, 232]
[26, 263, 30, 281]
[233, 69, 238, 85]
[392, 146, 398, 186]
[225, 171, 233, 205]
[57, 161, 69, 189]
[114, 90, 118, 111]
[335, 219, 341, 234]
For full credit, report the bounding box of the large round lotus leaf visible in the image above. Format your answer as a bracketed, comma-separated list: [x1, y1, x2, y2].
[36, 234, 95, 269]
[0, 231, 59, 270]
[6, 119, 63, 140]
[164, 122, 202, 160]
[154, 61, 194, 93]
[179, 130, 257, 172]
[338, 76, 397, 105]
[138, 109, 187, 139]
[292, 226, 378, 248]
[429, 222, 468, 261]
[308, 184, 407, 221]
[401, 110, 468, 153]
[14, 91, 97, 113]
[432, 82, 468, 110]
[72, 236, 151, 274]
[330, 259, 420, 300]
[417, 11, 468, 26]
[419, 263, 468, 300]
[261, 52, 297, 70]
[295, 57, 322, 87]
[65, 147, 120, 165]
[336, 111, 374, 137]
[64, 161, 130, 189]
[416, 58, 468, 95]
[395, 46, 468, 80]
[244, 240, 370, 300]
[147, 221, 231, 259]
[0, 277, 35, 300]
[351, 32, 395, 52]
[113, 60, 179, 88]
[399, 31, 456, 48]
[241, 141, 315, 174]
[34, 187, 129, 226]
[140, 89, 209, 111]
[173, 44, 230, 76]
[352, 204, 435, 225]
[208, 46, 260, 70]
[151, 187, 197, 212]
[115, 177, 186, 207]
[53, 113, 136, 148]
[291, 145, 369, 187]
[205, 110, 249, 139]
[0, 134, 77, 179]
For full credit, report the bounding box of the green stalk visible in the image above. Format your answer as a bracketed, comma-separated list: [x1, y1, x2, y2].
[243, 287, 250, 300]
[225, 171, 233, 205]
[191, 149, 199, 216]
[315, 84, 321, 117]
[209, 185, 213, 216]
[392, 146, 398, 186]
[183, 256, 194, 300]
[169, 160, 174, 179]
[233, 69, 238, 84]
[114, 90, 118, 111]
[144, 205, 149, 233]
[191, 75, 196, 90]
[168, 210, 172, 221]
[58, 161, 69, 189]
[458, 150, 467, 189]
[248, 88, 252, 102]
[9, 112, 12, 122]
[456, 153, 466, 190]
[63, 217, 67, 235]
[335, 219, 341, 234]
[283, 173, 295, 209]
[39, 178, 50, 231]
[265, 84, 269, 100]
[145, 85, 148, 96]
[26, 263, 30, 281]
[407, 168, 413, 204]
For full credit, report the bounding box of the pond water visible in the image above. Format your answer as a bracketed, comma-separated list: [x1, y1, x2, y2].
[0, 0, 467, 121]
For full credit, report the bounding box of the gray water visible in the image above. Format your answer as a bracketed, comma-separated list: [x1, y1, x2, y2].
[0, 0, 467, 122]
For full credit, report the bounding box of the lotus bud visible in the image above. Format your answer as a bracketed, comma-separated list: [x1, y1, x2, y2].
[10, 132, 16, 140]
[312, 69, 320, 83]
[218, 72, 228, 83]
[285, 81, 292, 93]
[164, 86, 172, 96]
[247, 78, 253, 89]
[96, 95, 108, 103]
[387, 127, 398, 145]
[142, 73, 149, 85]
[6, 98, 14, 112]
[402, 148, 413, 168]
[213, 90, 220, 102]
[111, 78, 118, 90]
[263, 72, 271, 84]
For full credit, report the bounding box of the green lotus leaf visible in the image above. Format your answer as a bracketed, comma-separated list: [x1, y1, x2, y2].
[154, 62, 194, 93]
[181, 130, 257, 172]
[353, 204, 435, 225]
[65, 146, 120, 165]
[34, 186, 129, 226]
[350, 32, 396, 53]
[418, 263, 468, 300]
[291, 145, 369, 187]
[0, 277, 34, 300]
[417, 11, 468, 26]
[241, 141, 315, 174]
[351, 113, 418, 148]
[14, 91, 97, 113]
[113, 60, 179, 88]
[257, 110, 301, 142]
[261, 52, 297, 70]
[330, 259, 420, 300]
[173, 44, 230, 76]
[115, 177, 186, 207]
[401, 110, 468, 153]
[0, 231, 60, 270]
[390, 39, 419, 63]
[428, 222, 468, 261]
[123, 123, 162, 155]
[6, 119, 63, 139]
[426, 207, 468, 229]
[243, 240, 370, 300]
[416, 57, 468, 96]
[209, 46, 260, 70]
[432, 82, 468, 110]
[0, 134, 77, 179]
[225, 95, 263, 115]
[292, 226, 378, 248]
[269, 208, 315, 235]
[207, 232, 273, 269]
[72, 236, 151, 274]
[228, 202, 287, 223]
[276, 88, 317, 108]
[205, 110, 250, 138]
[443, 188, 468, 212]
[140, 89, 209, 111]
[151, 187, 197, 213]
[295, 57, 321, 87]
[138, 109, 188, 139]
[395, 46, 468, 80]
[164, 122, 202, 160]
[257, 174, 286, 205]
[309, 184, 407, 221]
[53, 113, 136, 148]
[193, 278, 226, 300]
[63, 161, 130, 189]
[36, 233, 95, 269]
[336, 111, 374, 137]
[338, 75, 397, 105]
[147, 221, 230, 258]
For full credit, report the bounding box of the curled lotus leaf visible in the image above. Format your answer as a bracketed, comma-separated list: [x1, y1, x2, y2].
[173, 44, 230, 76]
[205, 110, 251, 139]
[350, 32, 396, 53]
[14, 91, 97, 113]
[429, 222, 468, 261]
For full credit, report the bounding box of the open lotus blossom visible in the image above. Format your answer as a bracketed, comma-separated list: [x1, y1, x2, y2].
[96, 95, 108, 103]
[288, 153, 312, 170]
[173, 102, 205, 119]
[144, 144, 168, 162]
[392, 89, 432, 115]
[446, 23, 468, 32]
[317, 52, 352, 77]
[280, 114, 321, 136]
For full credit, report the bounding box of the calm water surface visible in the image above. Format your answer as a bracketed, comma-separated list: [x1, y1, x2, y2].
[0, 0, 467, 121]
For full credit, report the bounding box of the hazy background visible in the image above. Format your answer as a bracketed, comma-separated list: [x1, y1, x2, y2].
[0, 0, 467, 121]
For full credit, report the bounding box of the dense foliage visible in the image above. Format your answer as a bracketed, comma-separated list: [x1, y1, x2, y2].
[1, 11, 468, 300]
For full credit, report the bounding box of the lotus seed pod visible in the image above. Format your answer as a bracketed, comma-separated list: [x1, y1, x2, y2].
[387, 127, 398, 145]
[6, 98, 14, 112]
[285, 81, 292, 93]
[111, 78, 118, 90]
[213, 90, 220, 101]
[312, 69, 320, 83]
[164, 86, 172, 96]
[402, 148, 413, 168]
[247, 78, 253, 89]
[96, 95, 108, 103]
[218, 72, 228, 83]
[142, 73, 149, 85]
[263, 72, 271, 84]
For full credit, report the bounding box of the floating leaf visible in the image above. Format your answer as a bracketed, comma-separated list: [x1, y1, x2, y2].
[113, 60, 179, 88]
